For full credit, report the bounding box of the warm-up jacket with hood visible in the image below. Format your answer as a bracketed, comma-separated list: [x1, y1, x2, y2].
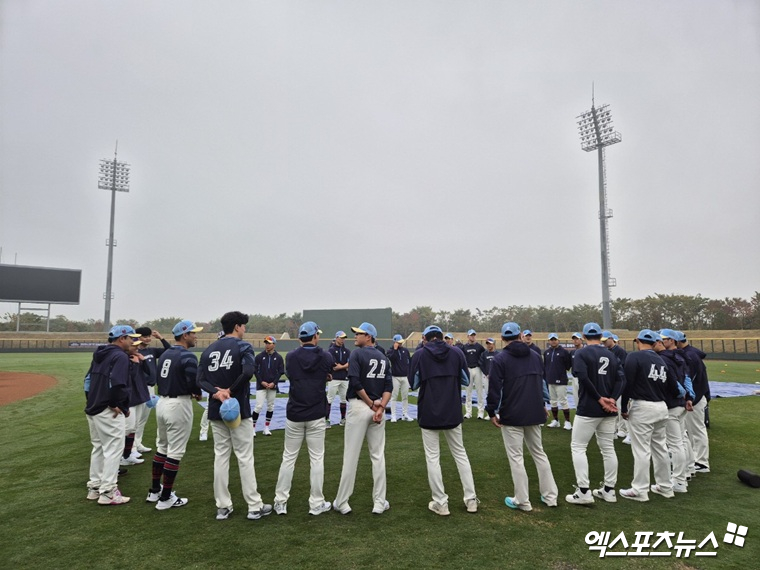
[85, 343, 131, 416]
[659, 349, 688, 409]
[408, 339, 469, 430]
[387, 345, 411, 377]
[681, 344, 710, 404]
[486, 341, 546, 426]
[285, 345, 334, 422]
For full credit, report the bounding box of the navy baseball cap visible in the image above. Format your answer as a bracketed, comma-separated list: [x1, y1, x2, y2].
[637, 329, 661, 342]
[548, 333, 558, 340]
[467, 329, 476, 335]
[444, 333, 453, 339]
[582, 322, 602, 336]
[485, 338, 495, 344]
[392, 334, 404, 343]
[335, 330, 347, 339]
[298, 321, 322, 338]
[108, 325, 140, 340]
[351, 322, 377, 338]
[601, 330, 612, 340]
[220, 398, 241, 429]
[172, 320, 203, 336]
[572, 332, 582, 339]
[501, 322, 521, 339]
[423, 325, 443, 338]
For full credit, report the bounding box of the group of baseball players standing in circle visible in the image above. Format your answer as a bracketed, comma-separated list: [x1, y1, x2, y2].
[83, 311, 711, 518]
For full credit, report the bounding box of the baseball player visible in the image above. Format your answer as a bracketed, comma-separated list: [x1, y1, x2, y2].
[387, 334, 412, 422]
[199, 331, 226, 441]
[273, 321, 334, 515]
[133, 327, 172, 452]
[543, 333, 573, 430]
[252, 336, 284, 437]
[333, 322, 392, 515]
[654, 329, 693, 493]
[461, 329, 486, 419]
[677, 332, 711, 474]
[569, 332, 585, 407]
[147, 320, 202, 510]
[85, 325, 141, 505]
[523, 330, 543, 358]
[326, 331, 351, 427]
[120, 338, 148, 467]
[565, 322, 625, 505]
[619, 330, 682, 502]
[197, 311, 272, 521]
[409, 325, 478, 515]
[486, 322, 558, 512]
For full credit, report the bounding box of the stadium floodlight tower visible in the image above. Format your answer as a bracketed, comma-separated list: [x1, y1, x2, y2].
[577, 94, 621, 331]
[98, 142, 130, 332]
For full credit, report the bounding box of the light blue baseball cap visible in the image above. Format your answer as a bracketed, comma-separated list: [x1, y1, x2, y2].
[467, 329, 476, 335]
[659, 328, 676, 340]
[501, 322, 521, 339]
[335, 330, 347, 338]
[637, 329, 661, 342]
[583, 322, 602, 336]
[172, 320, 203, 336]
[108, 324, 140, 340]
[673, 330, 686, 342]
[572, 332, 583, 339]
[220, 398, 241, 428]
[444, 332, 453, 340]
[548, 332, 559, 340]
[601, 330, 613, 340]
[392, 334, 404, 343]
[423, 325, 443, 338]
[298, 321, 322, 338]
[612, 334, 619, 341]
[146, 394, 160, 409]
[351, 322, 378, 338]
[485, 338, 495, 344]
[522, 329, 532, 336]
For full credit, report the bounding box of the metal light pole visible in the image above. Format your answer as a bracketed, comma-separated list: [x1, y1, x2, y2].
[98, 142, 130, 332]
[577, 95, 621, 330]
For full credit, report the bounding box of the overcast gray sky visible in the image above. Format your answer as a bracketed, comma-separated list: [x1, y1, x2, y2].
[1, 0, 759, 324]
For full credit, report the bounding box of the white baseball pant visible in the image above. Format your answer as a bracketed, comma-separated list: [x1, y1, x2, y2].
[389, 376, 410, 420]
[684, 397, 709, 469]
[500, 424, 558, 507]
[570, 415, 617, 489]
[155, 396, 193, 460]
[421, 425, 476, 507]
[666, 406, 688, 487]
[87, 408, 126, 494]
[627, 399, 671, 497]
[274, 418, 327, 510]
[211, 417, 265, 512]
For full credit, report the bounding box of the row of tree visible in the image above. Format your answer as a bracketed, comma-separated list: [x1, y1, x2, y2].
[3, 292, 759, 336]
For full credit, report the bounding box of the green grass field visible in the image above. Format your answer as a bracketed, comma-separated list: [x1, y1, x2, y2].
[1, 354, 758, 569]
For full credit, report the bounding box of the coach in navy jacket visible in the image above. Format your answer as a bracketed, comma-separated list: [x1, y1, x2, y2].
[486, 322, 558, 511]
[408, 326, 478, 514]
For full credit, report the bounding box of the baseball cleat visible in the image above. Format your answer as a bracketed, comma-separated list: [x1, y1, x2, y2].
[694, 463, 710, 473]
[402, 415, 413, 422]
[563, 421, 572, 431]
[429, 501, 450, 516]
[199, 433, 208, 441]
[263, 427, 272, 436]
[120, 454, 144, 466]
[540, 495, 558, 507]
[372, 500, 390, 514]
[309, 501, 332, 516]
[565, 488, 594, 505]
[622, 435, 631, 445]
[216, 507, 233, 520]
[672, 483, 688, 493]
[504, 497, 532, 511]
[332, 502, 352, 515]
[98, 488, 130, 506]
[156, 493, 188, 510]
[339, 418, 346, 426]
[465, 498, 479, 513]
[650, 484, 674, 498]
[146, 488, 162, 503]
[247, 504, 273, 520]
[136, 445, 152, 453]
[274, 502, 287, 515]
[547, 419, 559, 428]
[619, 488, 648, 502]
[86, 488, 100, 501]
[464, 413, 472, 419]
[592, 486, 617, 503]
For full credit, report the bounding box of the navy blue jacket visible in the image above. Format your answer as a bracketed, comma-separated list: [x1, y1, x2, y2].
[528, 343, 543, 360]
[128, 358, 151, 406]
[479, 349, 498, 376]
[462, 342, 485, 369]
[85, 344, 131, 416]
[408, 340, 469, 430]
[543, 345, 572, 385]
[285, 345, 334, 421]
[486, 341, 546, 426]
[681, 344, 710, 404]
[610, 344, 628, 366]
[659, 349, 688, 409]
[572, 344, 625, 417]
[254, 349, 284, 390]
[621, 349, 680, 414]
[387, 345, 411, 377]
[327, 343, 351, 380]
[136, 340, 172, 387]
[198, 337, 256, 420]
[347, 346, 392, 400]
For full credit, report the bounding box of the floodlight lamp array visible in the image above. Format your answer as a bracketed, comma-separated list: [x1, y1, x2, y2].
[98, 159, 131, 192]
[576, 104, 621, 152]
